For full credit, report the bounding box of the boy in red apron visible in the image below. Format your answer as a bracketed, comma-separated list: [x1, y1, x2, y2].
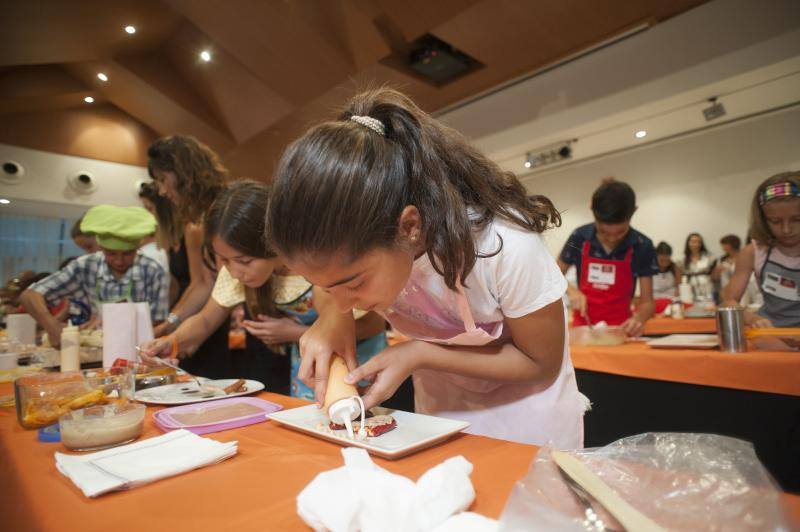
[557, 180, 658, 336]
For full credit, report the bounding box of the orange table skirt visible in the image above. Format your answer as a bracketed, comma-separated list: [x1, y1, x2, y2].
[1, 385, 798, 529]
[0, 388, 538, 531]
[393, 318, 718, 341]
[643, 317, 717, 336]
[571, 341, 800, 397]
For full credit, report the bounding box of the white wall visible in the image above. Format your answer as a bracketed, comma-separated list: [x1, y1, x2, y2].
[441, 0, 800, 163]
[0, 143, 149, 219]
[527, 105, 800, 260]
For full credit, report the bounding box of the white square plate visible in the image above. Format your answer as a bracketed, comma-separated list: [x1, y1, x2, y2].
[647, 334, 719, 349]
[267, 405, 470, 459]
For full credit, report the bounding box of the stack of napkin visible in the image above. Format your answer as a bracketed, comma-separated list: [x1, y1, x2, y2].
[297, 447, 497, 532]
[55, 429, 237, 497]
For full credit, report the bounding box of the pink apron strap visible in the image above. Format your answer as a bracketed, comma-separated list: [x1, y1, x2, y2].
[454, 280, 477, 332]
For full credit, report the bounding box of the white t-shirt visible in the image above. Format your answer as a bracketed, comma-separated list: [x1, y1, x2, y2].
[653, 270, 677, 299]
[386, 216, 585, 448]
[407, 215, 568, 328]
[138, 242, 170, 275]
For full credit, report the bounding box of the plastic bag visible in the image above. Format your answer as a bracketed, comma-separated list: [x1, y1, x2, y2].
[498, 433, 791, 531]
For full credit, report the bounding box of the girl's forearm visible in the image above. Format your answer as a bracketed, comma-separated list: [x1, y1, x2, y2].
[407, 340, 559, 390]
[173, 301, 229, 355]
[170, 278, 213, 320]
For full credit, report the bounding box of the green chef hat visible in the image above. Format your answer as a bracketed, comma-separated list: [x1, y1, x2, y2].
[80, 205, 157, 251]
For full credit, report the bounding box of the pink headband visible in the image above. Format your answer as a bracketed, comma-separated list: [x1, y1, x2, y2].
[759, 182, 799, 205]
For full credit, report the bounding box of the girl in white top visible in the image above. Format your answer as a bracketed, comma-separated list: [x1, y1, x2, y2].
[723, 172, 800, 327]
[265, 88, 589, 448]
[683, 233, 716, 302]
[653, 242, 681, 300]
[141, 181, 386, 395]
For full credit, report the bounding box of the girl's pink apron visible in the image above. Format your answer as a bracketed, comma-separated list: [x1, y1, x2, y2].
[381, 260, 588, 449]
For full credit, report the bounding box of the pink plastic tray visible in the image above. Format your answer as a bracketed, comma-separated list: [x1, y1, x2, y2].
[153, 397, 283, 435]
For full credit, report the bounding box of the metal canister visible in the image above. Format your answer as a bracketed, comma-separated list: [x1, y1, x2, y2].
[716, 305, 747, 352]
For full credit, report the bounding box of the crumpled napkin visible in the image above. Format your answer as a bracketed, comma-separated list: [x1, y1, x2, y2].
[55, 429, 237, 497]
[297, 447, 498, 532]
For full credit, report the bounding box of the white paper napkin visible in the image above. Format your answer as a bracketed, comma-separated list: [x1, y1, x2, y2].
[297, 447, 497, 532]
[55, 429, 237, 497]
[100, 302, 154, 366]
[101, 302, 138, 366]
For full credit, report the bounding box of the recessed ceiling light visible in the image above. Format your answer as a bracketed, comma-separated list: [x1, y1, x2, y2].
[0, 198, 10, 205]
[124, 25, 136, 34]
[97, 73, 108, 82]
[635, 130, 647, 139]
[200, 50, 212, 62]
[523, 161, 532, 168]
[84, 96, 94, 104]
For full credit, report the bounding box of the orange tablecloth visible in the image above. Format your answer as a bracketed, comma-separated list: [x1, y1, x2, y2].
[0, 388, 537, 531]
[2, 385, 799, 529]
[643, 317, 716, 336]
[571, 341, 800, 396]
[394, 319, 718, 342]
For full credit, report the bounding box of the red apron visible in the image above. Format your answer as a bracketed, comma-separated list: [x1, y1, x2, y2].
[572, 241, 634, 326]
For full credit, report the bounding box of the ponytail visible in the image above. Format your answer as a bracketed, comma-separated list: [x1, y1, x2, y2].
[267, 87, 560, 289]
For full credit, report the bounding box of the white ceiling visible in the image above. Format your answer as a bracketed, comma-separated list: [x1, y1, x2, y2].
[437, 0, 800, 180]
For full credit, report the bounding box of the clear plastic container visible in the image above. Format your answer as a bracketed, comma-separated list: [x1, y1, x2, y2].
[569, 325, 626, 346]
[127, 362, 177, 390]
[14, 367, 134, 429]
[60, 402, 145, 451]
[0, 351, 19, 371]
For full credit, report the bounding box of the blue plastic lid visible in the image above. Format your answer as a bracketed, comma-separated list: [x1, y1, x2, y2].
[38, 424, 61, 443]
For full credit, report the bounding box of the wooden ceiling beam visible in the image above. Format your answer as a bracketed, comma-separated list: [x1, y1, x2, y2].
[162, 22, 295, 145]
[0, 91, 101, 115]
[0, 0, 180, 67]
[63, 58, 234, 153]
[164, 0, 356, 106]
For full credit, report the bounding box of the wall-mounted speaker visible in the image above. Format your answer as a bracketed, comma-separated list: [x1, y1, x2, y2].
[1, 160, 25, 185]
[67, 171, 97, 194]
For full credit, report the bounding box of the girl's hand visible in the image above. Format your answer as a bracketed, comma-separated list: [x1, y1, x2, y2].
[344, 342, 419, 411]
[45, 323, 65, 349]
[751, 317, 774, 328]
[139, 336, 175, 359]
[567, 288, 588, 319]
[243, 315, 307, 344]
[621, 316, 644, 337]
[298, 311, 356, 406]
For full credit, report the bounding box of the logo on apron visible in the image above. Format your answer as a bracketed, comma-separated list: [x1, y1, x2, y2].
[762, 272, 800, 301]
[588, 263, 616, 287]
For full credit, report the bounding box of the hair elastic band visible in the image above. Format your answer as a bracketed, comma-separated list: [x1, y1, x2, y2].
[759, 181, 800, 205]
[350, 115, 385, 136]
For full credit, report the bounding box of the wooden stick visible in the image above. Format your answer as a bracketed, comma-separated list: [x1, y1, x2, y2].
[745, 327, 800, 338]
[552, 450, 666, 532]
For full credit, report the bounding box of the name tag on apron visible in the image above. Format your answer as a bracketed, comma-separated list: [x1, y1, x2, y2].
[588, 263, 616, 286]
[762, 272, 800, 301]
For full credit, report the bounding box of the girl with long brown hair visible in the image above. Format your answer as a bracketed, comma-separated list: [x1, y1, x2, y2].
[723, 171, 800, 327]
[147, 134, 230, 378]
[142, 181, 396, 403]
[265, 88, 588, 447]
